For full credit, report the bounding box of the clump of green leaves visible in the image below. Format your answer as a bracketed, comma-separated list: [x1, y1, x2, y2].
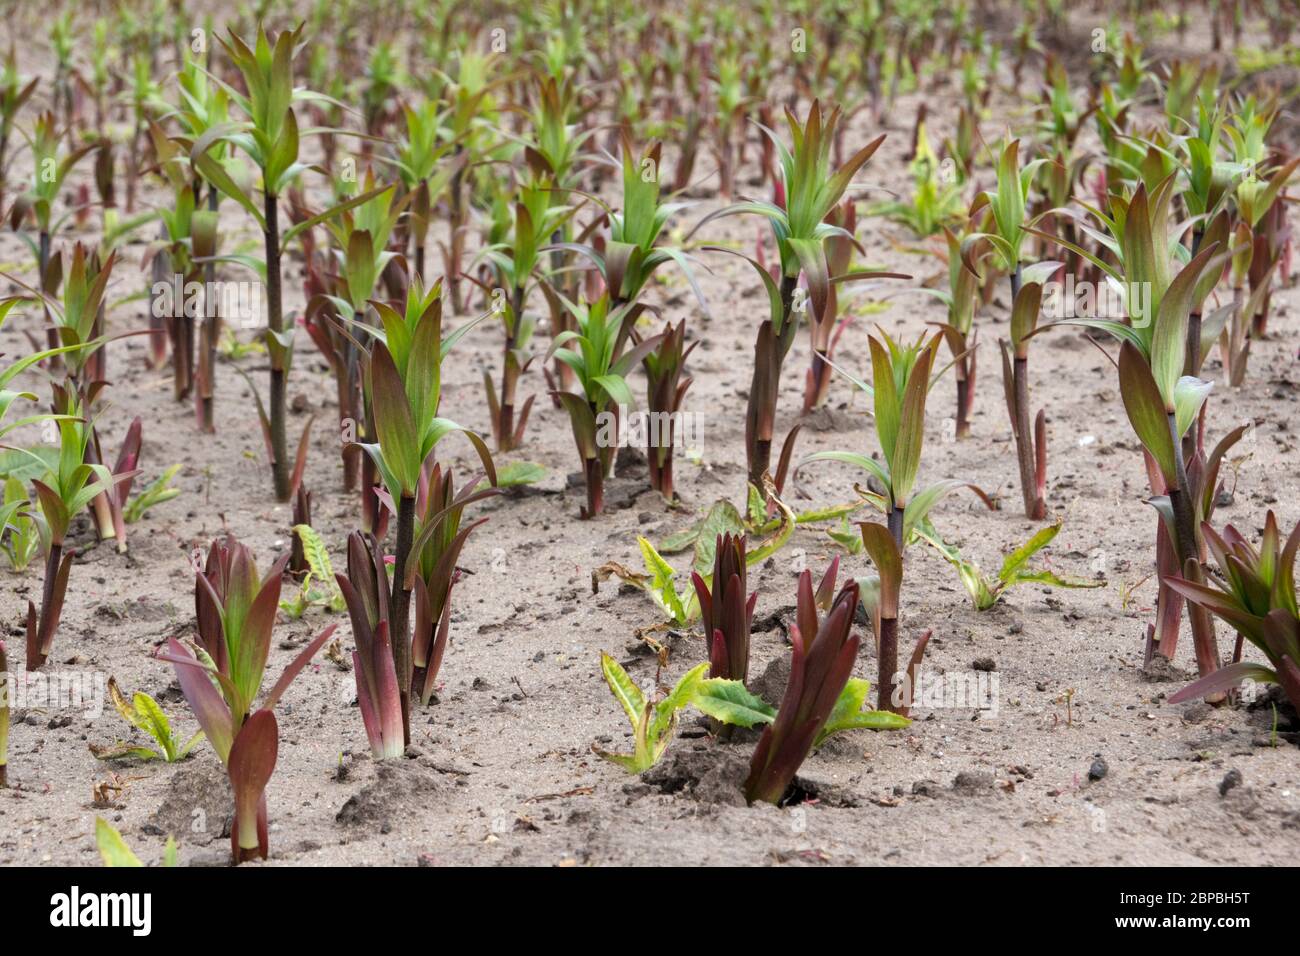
[916, 520, 1104, 610]
[0, 478, 42, 571]
[26, 398, 129, 671]
[594, 654, 707, 773]
[593, 492, 795, 626]
[279, 524, 346, 618]
[547, 295, 659, 517]
[962, 137, 1043, 285]
[870, 121, 964, 237]
[122, 465, 181, 524]
[90, 677, 202, 762]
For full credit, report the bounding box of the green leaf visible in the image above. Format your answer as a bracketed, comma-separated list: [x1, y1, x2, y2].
[816, 678, 910, 746]
[132, 692, 175, 758]
[692, 678, 776, 727]
[638, 536, 689, 625]
[650, 661, 709, 741]
[95, 818, 143, 867]
[594, 748, 646, 773]
[282, 183, 397, 247]
[860, 521, 903, 616]
[690, 500, 746, 575]
[890, 338, 935, 505]
[477, 461, 545, 489]
[1118, 340, 1178, 487]
[0, 446, 58, 482]
[902, 479, 988, 541]
[1172, 376, 1213, 439]
[293, 524, 344, 611]
[600, 652, 645, 729]
[800, 451, 892, 496]
[123, 465, 182, 524]
[369, 342, 420, 496]
[912, 519, 997, 609]
[997, 521, 1062, 581]
[1150, 241, 1221, 407]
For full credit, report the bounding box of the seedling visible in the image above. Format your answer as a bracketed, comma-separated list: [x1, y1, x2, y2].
[279, 524, 346, 617]
[358, 277, 495, 739]
[90, 678, 202, 762]
[870, 120, 964, 237]
[1032, 176, 1228, 676]
[594, 654, 707, 773]
[698, 101, 886, 488]
[547, 294, 660, 517]
[691, 533, 758, 684]
[802, 330, 992, 556]
[158, 536, 335, 862]
[0, 478, 41, 571]
[1167, 513, 1300, 713]
[915, 520, 1104, 610]
[745, 573, 860, 804]
[122, 465, 182, 524]
[344, 458, 495, 756]
[6, 111, 95, 291]
[195, 25, 388, 500]
[26, 400, 131, 670]
[961, 137, 1044, 295]
[475, 181, 576, 451]
[998, 260, 1062, 519]
[594, 490, 795, 627]
[404, 464, 499, 708]
[637, 319, 696, 500]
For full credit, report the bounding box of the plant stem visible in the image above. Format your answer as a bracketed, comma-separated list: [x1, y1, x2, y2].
[1164, 413, 1197, 567]
[1011, 356, 1045, 519]
[448, 146, 466, 313]
[81, 427, 120, 549]
[497, 285, 525, 451]
[30, 542, 63, 671]
[955, 371, 971, 439]
[650, 447, 674, 500]
[264, 190, 289, 501]
[199, 187, 219, 433]
[878, 615, 898, 713]
[341, 310, 363, 492]
[390, 494, 416, 745]
[746, 274, 798, 488]
[877, 505, 905, 713]
[1185, 311, 1201, 378]
[583, 455, 604, 518]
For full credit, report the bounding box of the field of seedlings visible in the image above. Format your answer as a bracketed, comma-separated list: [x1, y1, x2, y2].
[0, 0, 1298, 870]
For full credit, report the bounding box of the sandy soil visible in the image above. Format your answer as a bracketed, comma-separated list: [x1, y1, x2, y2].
[1, 9, 1298, 867]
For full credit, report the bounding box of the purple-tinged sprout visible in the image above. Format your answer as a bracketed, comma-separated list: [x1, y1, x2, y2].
[745, 573, 860, 805]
